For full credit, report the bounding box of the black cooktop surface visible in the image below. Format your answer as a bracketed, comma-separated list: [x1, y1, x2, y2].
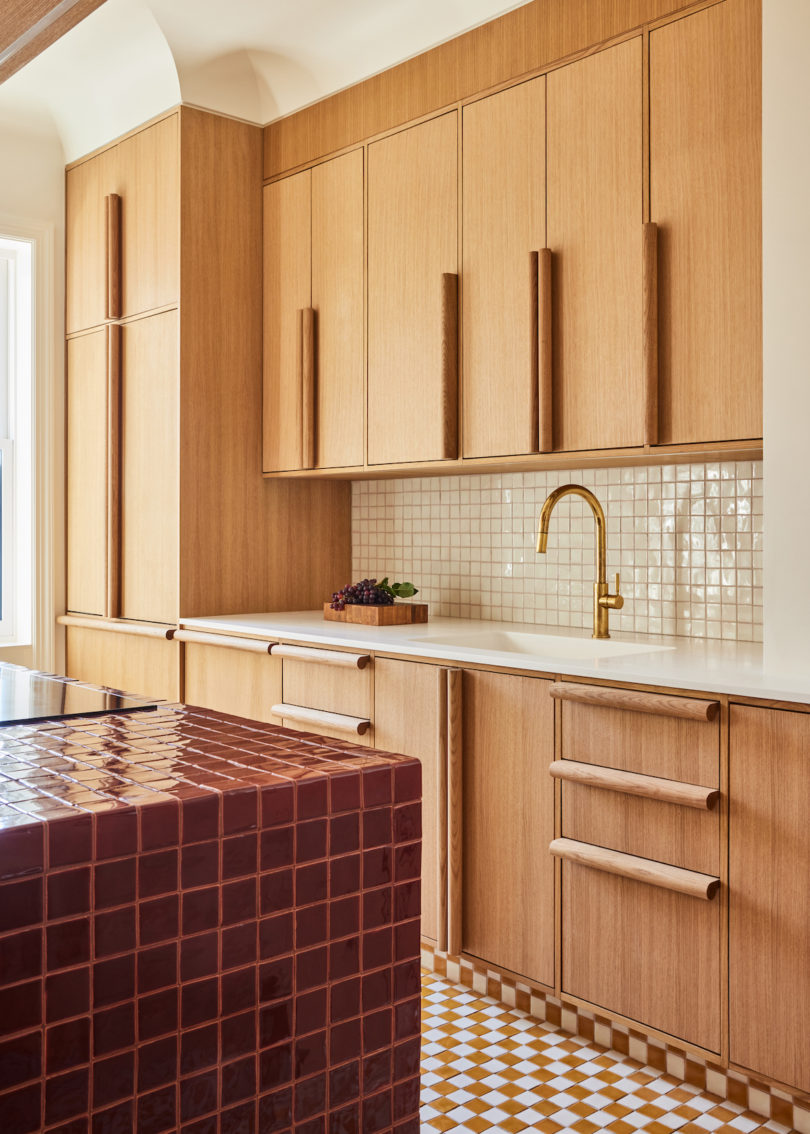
[0, 664, 157, 726]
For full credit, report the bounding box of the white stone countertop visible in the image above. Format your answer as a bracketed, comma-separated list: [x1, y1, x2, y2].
[178, 611, 810, 705]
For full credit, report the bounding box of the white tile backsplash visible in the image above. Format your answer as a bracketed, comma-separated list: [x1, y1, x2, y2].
[351, 461, 763, 642]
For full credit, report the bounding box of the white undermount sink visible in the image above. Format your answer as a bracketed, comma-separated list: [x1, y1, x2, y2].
[415, 629, 676, 661]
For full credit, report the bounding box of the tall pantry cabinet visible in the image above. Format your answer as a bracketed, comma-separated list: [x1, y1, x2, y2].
[64, 107, 350, 699]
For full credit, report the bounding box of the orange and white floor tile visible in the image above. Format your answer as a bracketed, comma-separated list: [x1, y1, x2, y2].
[419, 970, 795, 1134]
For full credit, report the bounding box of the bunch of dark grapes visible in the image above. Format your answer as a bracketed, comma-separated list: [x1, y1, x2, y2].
[330, 578, 395, 611]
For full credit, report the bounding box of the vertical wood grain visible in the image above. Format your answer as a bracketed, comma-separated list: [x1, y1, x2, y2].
[105, 193, 121, 321]
[120, 310, 179, 625]
[299, 307, 316, 469]
[538, 247, 554, 453]
[461, 77, 546, 458]
[547, 37, 644, 451]
[66, 149, 109, 333]
[729, 706, 810, 1091]
[642, 220, 659, 445]
[263, 169, 311, 473]
[311, 148, 365, 469]
[367, 112, 458, 465]
[65, 625, 180, 702]
[651, 0, 762, 444]
[66, 329, 108, 615]
[461, 670, 555, 986]
[105, 323, 121, 619]
[446, 668, 463, 956]
[184, 642, 283, 725]
[441, 273, 459, 460]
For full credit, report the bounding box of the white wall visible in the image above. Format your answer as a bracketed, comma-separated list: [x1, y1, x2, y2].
[0, 122, 65, 670]
[762, 0, 810, 674]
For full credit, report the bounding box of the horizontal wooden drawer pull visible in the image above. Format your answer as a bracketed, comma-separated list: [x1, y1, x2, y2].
[550, 681, 719, 722]
[271, 644, 371, 669]
[273, 703, 371, 736]
[58, 614, 175, 641]
[550, 837, 720, 901]
[550, 760, 720, 810]
[174, 630, 274, 654]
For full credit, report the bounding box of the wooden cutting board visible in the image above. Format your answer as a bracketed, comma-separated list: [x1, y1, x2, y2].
[323, 602, 428, 626]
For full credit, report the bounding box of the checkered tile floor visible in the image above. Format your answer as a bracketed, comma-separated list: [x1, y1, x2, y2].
[420, 971, 794, 1134]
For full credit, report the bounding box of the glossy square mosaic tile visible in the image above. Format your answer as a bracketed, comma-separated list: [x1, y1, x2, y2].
[420, 969, 805, 1134]
[352, 461, 763, 641]
[0, 704, 422, 1133]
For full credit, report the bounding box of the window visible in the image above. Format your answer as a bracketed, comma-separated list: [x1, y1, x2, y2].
[0, 235, 34, 645]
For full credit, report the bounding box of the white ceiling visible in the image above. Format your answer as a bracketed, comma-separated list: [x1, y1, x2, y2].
[0, 0, 529, 161]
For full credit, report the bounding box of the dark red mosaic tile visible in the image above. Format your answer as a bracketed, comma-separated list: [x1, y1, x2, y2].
[0, 706, 420, 1133]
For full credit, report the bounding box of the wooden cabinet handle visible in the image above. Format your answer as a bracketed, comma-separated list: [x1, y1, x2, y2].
[550, 759, 719, 810]
[441, 273, 459, 460]
[298, 307, 316, 468]
[537, 248, 553, 453]
[105, 193, 122, 321]
[436, 667, 449, 953]
[57, 614, 175, 640]
[270, 643, 371, 669]
[550, 681, 719, 722]
[174, 629, 275, 654]
[446, 668, 463, 955]
[643, 221, 658, 445]
[550, 837, 720, 901]
[106, 324, 121, 620]
[273, 703, 371, 736]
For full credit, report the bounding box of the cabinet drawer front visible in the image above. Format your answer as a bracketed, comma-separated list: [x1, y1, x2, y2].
[281, 657, 372, 721]
[184, 643, 282, 726]
[65, 626, 180, 703]
[561, 696, 720, 786]
[561, 779, 720, 875]
[562, 860, 721, 1052]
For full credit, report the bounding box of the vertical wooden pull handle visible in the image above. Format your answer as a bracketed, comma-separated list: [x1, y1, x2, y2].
[441, 273, 459, 460]
[106, 323, 122, 619]
[105, 193, 122, 320]
[299, 307, 316, 468]
[436, 667, 449, 953]
[537, 248, 553, 452]
[446, 668, 463, 956]
[643, 221, 659, 446]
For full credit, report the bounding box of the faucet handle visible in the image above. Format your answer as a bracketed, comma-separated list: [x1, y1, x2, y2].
[601, 573, 624, 611]
[614, 572, 621, 597]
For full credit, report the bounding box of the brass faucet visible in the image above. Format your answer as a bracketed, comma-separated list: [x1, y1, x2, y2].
[537, 484, 624, 639]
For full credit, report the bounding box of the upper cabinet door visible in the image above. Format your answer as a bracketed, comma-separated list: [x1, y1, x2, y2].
[311, 150, 365, 470]
[547, 38, 643, 452]
[651, 0, 761, 445]
[66, 329, 109, 616]
[462, 78, 546, 458]
[118, 113, 180, 321]
[263, 169, 312, 473]
[368, 113, 459, 466]
[66, 116, 180, 335]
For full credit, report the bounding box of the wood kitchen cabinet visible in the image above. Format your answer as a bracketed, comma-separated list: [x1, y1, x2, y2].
[66, 113, 179, 334]
[263, 149, 364, 472]
[462, 77, 546, 458]
[556, 684, 722, 1051]
[729, 706, 810, 1092]
[65, 624, 180, 702]
[461, 670, 555, 987]
[182, 639, 282, 725]
[65, 106, 351, 651]
[547, 37, 643, 452]
[650, 0, 761, 445]
[367, 112, 459, 466]
[374, 658, 448, 946]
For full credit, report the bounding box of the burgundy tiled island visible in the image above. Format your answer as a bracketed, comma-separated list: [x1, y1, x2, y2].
[0, 704, 422, 1134]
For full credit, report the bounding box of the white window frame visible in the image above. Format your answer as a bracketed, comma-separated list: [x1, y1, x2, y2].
[0, 217, 57, 668]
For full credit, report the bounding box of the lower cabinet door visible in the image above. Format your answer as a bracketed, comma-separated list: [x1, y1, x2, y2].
[373, 658, 444, 945]
[65, 626, 180, 703]
[562, 862, 721, 1052]
[184, 642, 282, 725]
[462, 670, 555, 987]
[729, 706, 810, 1093]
